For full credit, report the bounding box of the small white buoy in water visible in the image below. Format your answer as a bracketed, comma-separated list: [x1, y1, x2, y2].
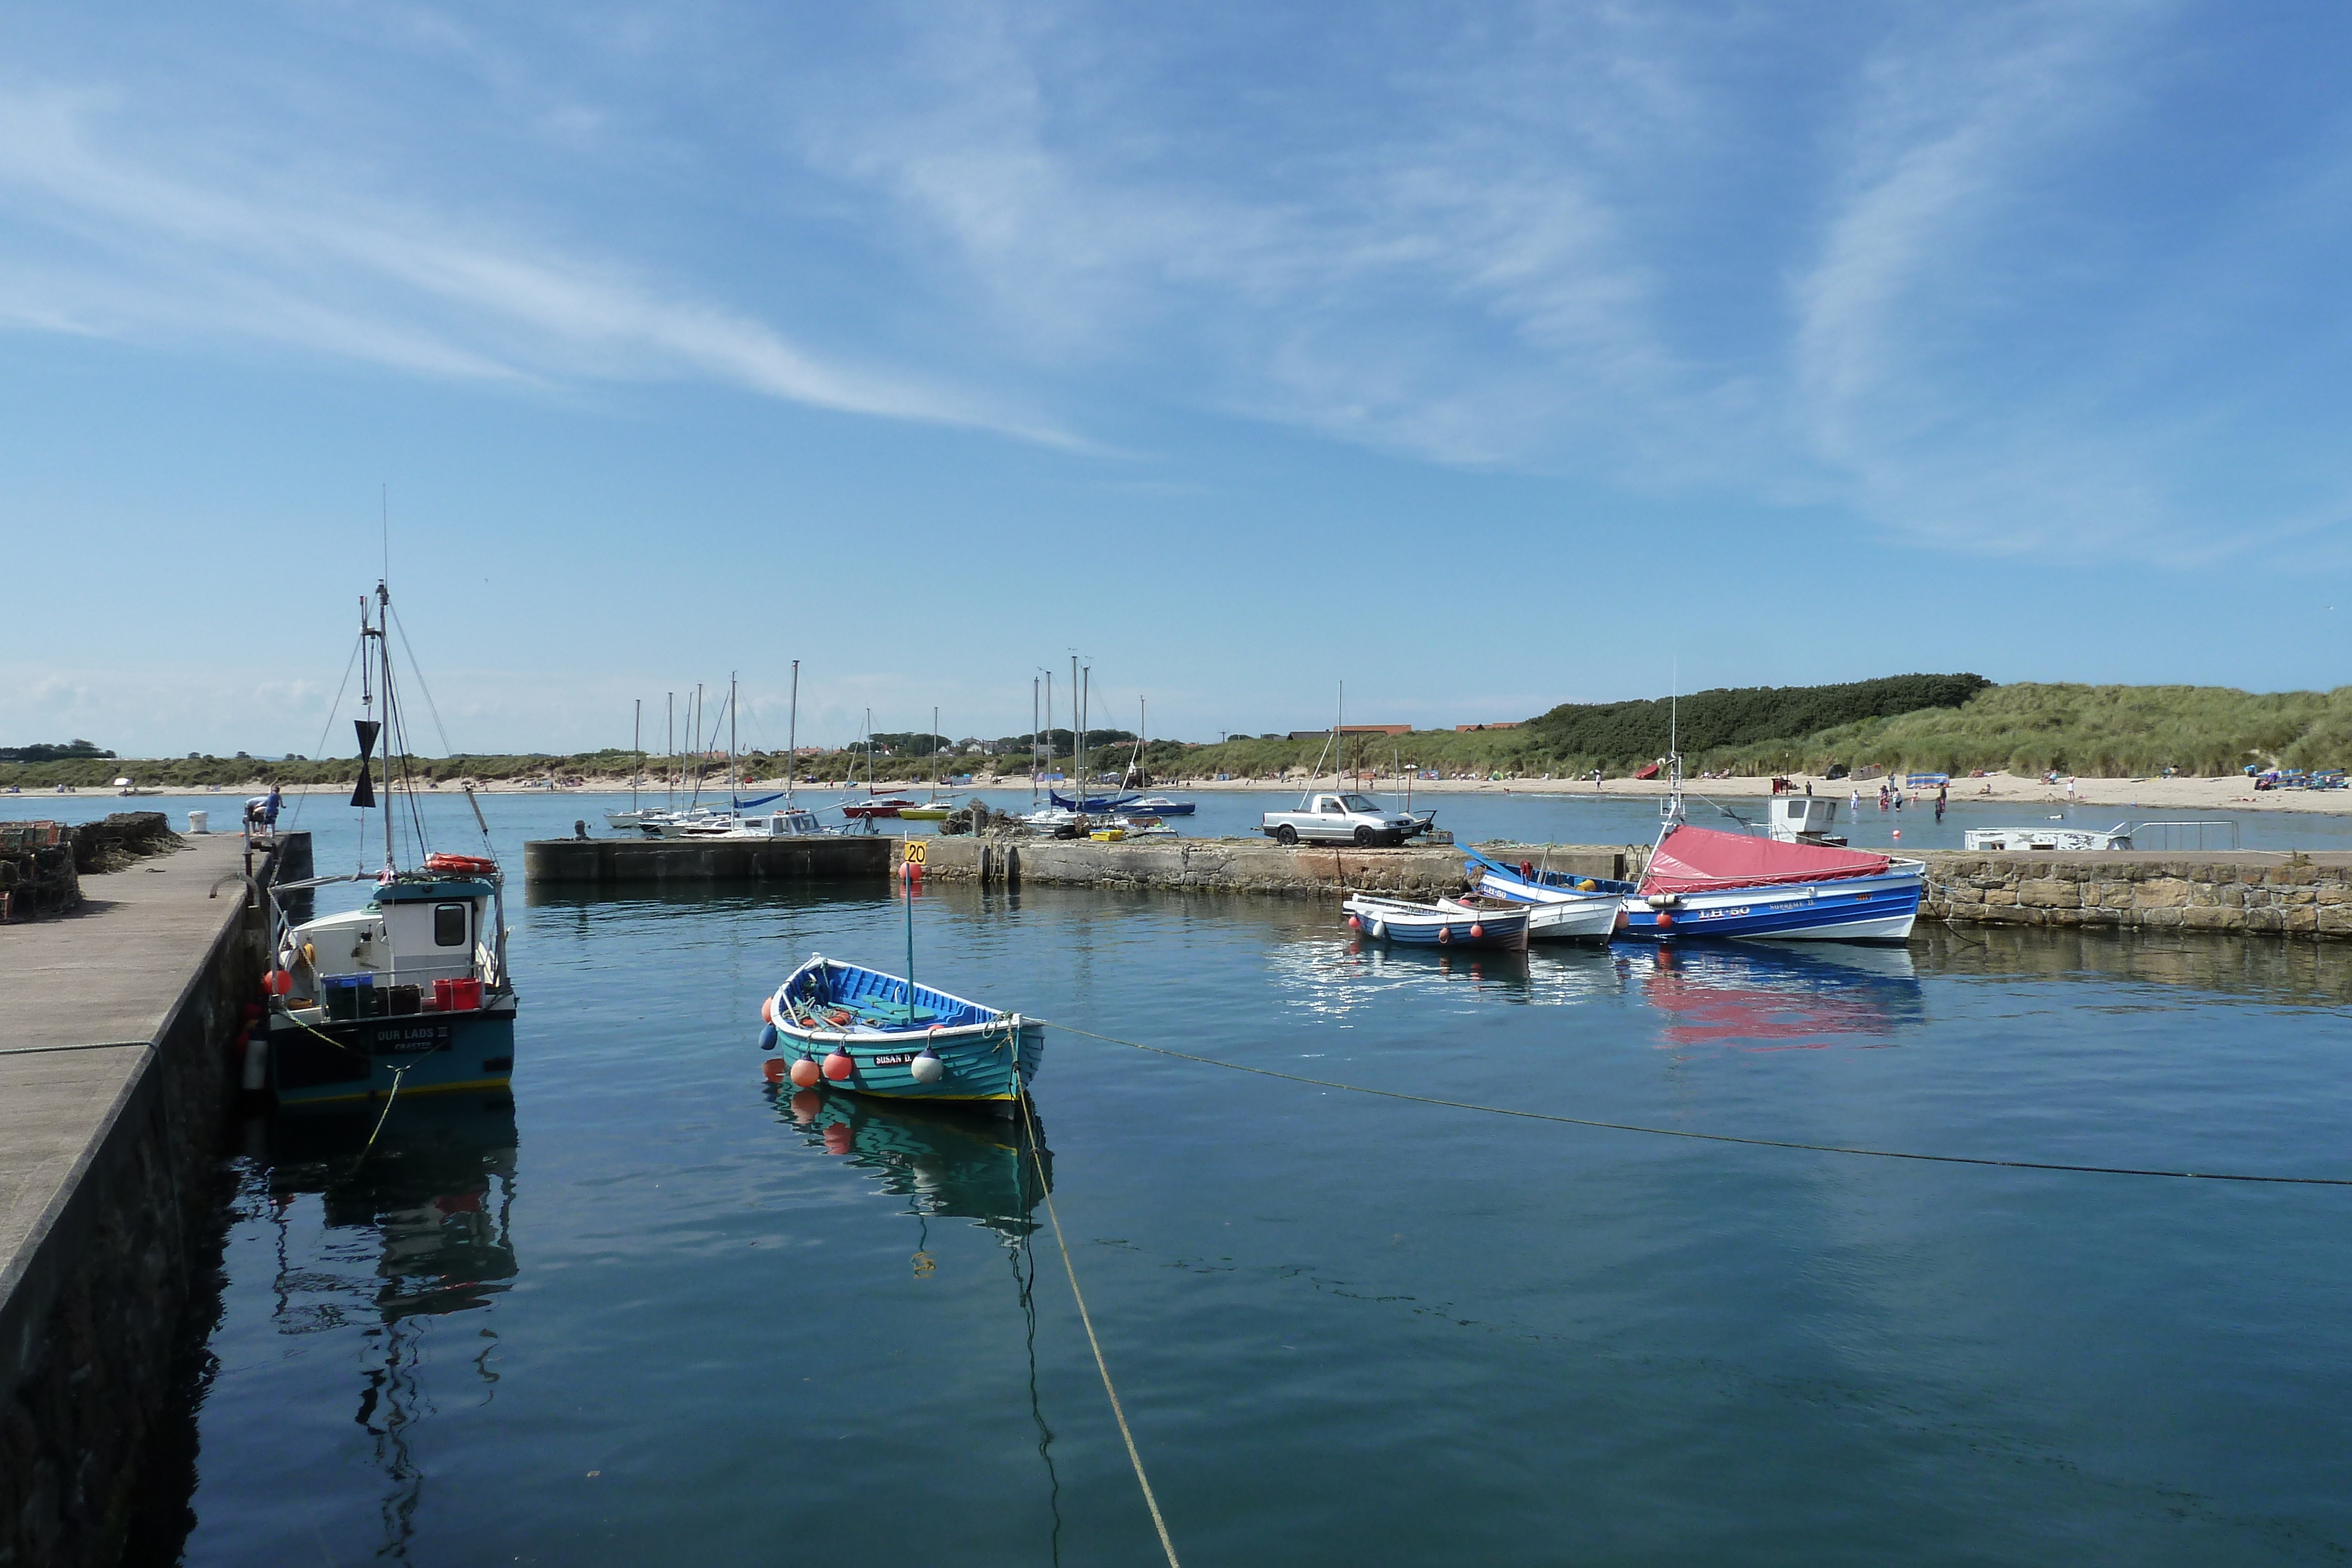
[910, 1048, 945, 1084]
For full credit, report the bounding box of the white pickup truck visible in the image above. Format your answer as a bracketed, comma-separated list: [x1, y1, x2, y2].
[1260, 792, 1436, 847]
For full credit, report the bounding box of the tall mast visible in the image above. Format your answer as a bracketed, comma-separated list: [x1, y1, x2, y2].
[1031, 676, 1040, 805]
[632, 699, 642, 813]
[377, 581, 395, 872]
[1044, 671, 1053, 797]
[786, 661, 799, 811]
[729, 671, 738, 805]
[666, 692, 674, 811]
[932, 704, 941, 802]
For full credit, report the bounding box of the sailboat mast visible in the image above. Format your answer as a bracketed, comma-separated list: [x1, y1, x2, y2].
[666, 692, 675, 811]
[1031, 676, 1040, 805]
[932, 705, 941, 803]
[1070, 656, 1082, 805]
[632, 699, 641, 813]
[377, 582, 395, 872]
[785, 661, 799, 811]
[729, 672, 738, 805]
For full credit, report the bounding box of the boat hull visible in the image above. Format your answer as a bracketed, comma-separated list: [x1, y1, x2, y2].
[896, 805, 951, 820]
[1519, 895, 1622, 942]
[1618, 868, 1923, 944]
[764, 957, 1043, 1112]
[265, 1004, 517, 1106]
[1343, 895, 1529, 950]
[772, 1019, 1044, 1108]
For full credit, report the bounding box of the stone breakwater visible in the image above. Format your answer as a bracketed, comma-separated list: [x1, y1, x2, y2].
[909, 835, 1626, 896]
[1916, 851, 2352, 938]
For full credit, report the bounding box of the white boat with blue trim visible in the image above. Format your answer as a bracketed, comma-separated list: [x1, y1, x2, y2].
[1461, 850, 1632, 942]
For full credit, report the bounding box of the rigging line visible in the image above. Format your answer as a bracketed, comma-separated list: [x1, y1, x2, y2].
[1035, 1021, 2352, 1189]
[1018, 1092, 1182, 1568]
[386, 604, 456, 759]
[288, 635, 363, 831]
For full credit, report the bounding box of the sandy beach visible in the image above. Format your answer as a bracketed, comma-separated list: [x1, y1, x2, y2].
[27, 768, 2347, 817]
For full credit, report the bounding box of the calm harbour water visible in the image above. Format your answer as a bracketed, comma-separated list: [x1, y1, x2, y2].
[28, 794, 2351, 1565]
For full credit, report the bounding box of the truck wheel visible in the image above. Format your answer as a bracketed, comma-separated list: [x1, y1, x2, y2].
[1274, 824, 1298, 846]
[1354, 825, 1374, 847]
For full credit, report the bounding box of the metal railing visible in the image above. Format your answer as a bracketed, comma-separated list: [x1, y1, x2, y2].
[2130, 820, 2241, 851]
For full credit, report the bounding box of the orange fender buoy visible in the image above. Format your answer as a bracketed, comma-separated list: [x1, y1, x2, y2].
[1469, 924, 1485, 940]
[1437, 925, 1452, 944]
[760, 996, 776, 1024]
[789, 1057, 823, 1088]
[823, 1050, 855, 1082]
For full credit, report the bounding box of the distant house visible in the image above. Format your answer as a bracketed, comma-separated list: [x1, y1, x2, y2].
[1454, 721, 1522, 732]
[1287, 724, 1413, 740]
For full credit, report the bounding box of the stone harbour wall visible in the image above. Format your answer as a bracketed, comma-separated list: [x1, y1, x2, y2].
[908, 835, 1626, 897]
[1917, 851, 2352, 938]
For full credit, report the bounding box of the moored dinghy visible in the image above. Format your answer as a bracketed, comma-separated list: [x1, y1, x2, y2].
[758, 954, 1044, 1112]
[1342, 892, 1530, 949]
[1461, 849, 1633, 943]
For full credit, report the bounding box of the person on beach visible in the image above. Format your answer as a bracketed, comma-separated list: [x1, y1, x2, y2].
[1850, 787, 1862, 815]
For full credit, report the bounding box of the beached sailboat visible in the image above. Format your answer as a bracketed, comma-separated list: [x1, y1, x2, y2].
[257, 581, 518, 1106]
[898, 706, 955, 820]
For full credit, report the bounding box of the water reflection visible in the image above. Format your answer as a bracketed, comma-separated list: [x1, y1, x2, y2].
[764, 1089, 1064, 1560]
[1269, 934, 1632, 1018]
[766, 1087, 1051, 1240]
[248, 1096, 520, 1561]
[1622, 943, 1927, 1049]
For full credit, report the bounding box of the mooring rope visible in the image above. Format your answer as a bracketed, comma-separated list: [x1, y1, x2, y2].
[1035, 1020, 2352, 1188]
[1019, 1088, 1182, 1567]
[352, 1064, 411, 1170]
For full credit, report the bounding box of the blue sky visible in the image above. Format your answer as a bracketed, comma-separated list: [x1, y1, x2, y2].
[4, 2, 2348, 757]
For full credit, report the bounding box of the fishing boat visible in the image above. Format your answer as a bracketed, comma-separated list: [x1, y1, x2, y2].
[757, 955, 1043, 1112]
[1342, 892, 1530, 949]
[1619, 762, 1923, 942]
[1120, 795, 1195, 816]
[1462, 850, 1633, 942]
[257, 581, 519, 1106]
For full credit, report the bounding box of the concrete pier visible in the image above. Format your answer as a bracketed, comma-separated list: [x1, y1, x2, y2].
[523, 833, 897, 889]
[1, 831, 287, 1568]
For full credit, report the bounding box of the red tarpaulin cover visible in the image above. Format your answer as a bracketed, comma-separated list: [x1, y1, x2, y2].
[1641, 824, 1891, 894]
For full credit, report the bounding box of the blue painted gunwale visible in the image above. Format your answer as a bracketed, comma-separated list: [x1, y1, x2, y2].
[765, 955, 1044, 1106]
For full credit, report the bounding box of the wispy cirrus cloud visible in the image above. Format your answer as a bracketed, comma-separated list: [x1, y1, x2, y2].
[0, 85, 1076, 443]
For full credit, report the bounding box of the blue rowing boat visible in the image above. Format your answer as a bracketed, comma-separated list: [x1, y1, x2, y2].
[757, 954, 1043, 1112]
